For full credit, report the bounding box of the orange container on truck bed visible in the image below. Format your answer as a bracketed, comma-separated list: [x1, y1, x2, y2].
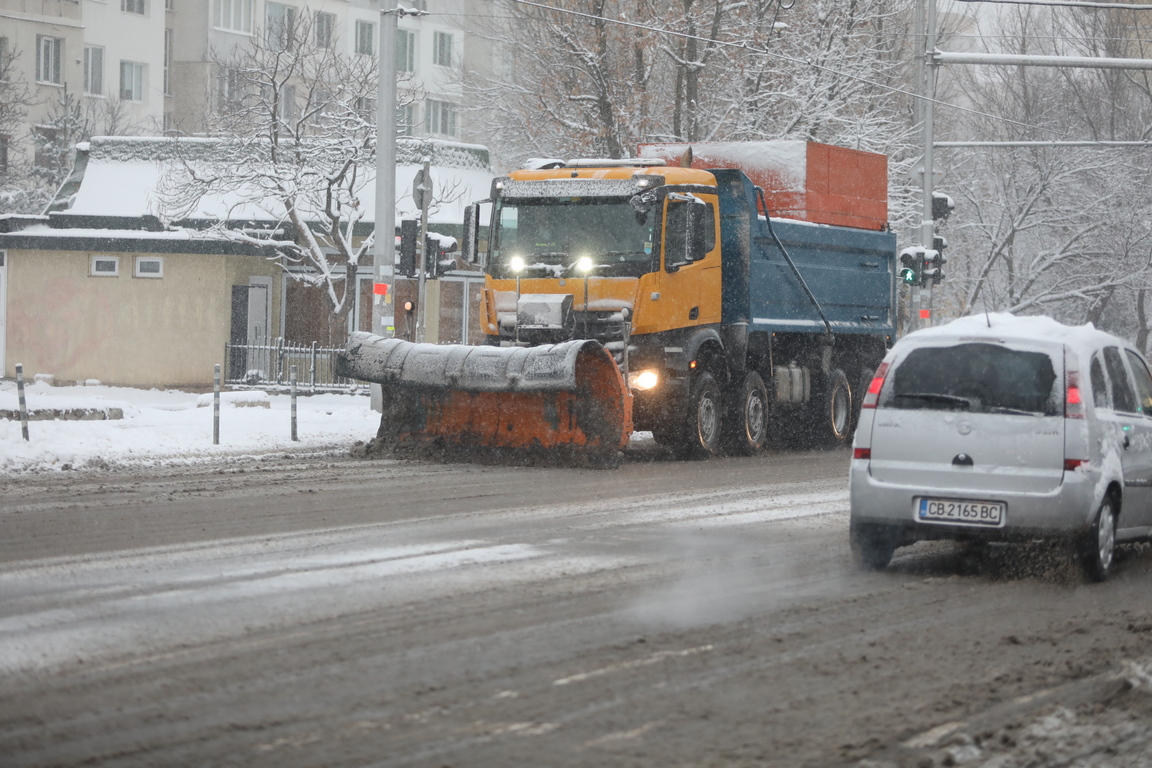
[637, 141, 888, 231]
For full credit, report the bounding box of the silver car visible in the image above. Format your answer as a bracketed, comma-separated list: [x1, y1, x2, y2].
[850, 313, 1152, 581]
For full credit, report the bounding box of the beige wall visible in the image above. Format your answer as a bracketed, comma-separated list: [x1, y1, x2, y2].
[4, 247, 281, 387]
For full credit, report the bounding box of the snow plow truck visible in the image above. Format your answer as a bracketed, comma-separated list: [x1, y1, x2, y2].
[337, 141, 897, 466]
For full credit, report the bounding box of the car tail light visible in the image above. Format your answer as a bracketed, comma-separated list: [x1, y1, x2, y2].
[1064, 458, 1087, 471]
[853, 447, 871, 460]
[1065, 372, 1084, 419]
[861, 362, 890, 409]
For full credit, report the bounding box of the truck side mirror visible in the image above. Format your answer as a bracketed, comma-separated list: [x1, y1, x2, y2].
[462, 203, 480, 264]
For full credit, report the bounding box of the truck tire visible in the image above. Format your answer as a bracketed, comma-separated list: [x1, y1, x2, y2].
[675, 371, 723, 458]
[723, 371, 769, 455]
[815, 368, 853, 447]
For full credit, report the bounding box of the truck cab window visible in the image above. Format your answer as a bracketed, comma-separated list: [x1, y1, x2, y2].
[664, 198, 715, 270]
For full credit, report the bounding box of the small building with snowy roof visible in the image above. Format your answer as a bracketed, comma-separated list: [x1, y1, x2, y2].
[0, 136, 494, 388]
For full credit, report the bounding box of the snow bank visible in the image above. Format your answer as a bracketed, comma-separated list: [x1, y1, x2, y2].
[0, 382, 375, 474]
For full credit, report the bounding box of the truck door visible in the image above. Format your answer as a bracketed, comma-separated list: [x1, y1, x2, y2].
[657, 196, 719, 329]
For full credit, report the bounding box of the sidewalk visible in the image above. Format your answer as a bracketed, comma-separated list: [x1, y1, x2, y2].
[0, 380, 375, 474]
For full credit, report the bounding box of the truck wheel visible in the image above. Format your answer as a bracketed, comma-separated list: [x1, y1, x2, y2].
[723, 371, 769, 455]
[1080, 494, 1117, 582]
[817, 369, 853, 447]
[676, 371, 722, 458]
[850, 521, 897, 570]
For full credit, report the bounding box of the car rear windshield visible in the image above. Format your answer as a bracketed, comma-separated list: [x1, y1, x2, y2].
[885, 342, 1059, 415]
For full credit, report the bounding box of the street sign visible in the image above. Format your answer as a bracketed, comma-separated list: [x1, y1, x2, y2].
[412, 168, 432, 211]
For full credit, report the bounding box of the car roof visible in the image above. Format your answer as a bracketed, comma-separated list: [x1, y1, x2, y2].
[894, 313, 1136, 359]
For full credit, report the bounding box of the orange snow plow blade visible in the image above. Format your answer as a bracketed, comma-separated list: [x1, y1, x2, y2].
[336, 333, 632, 465]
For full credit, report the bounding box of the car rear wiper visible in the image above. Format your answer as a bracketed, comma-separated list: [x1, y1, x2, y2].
[894, 392, 972, 408]
[983, 405, 1041, 416]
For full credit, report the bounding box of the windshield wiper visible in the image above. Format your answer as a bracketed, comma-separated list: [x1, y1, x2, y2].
[894, 392, 972, 408]
[983, 405, 1042, 416]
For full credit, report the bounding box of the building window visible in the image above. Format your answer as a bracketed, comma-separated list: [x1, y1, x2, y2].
[165, 0, 173, 10]
[36, 36, 63, 84]
[120, 61, 146, 101]
[354, 95, 375, 120]
[315, 12, 334, 49]
[91, 256, 120, 277]
[0, 136, 9, 174]
[277, 84, 296, 126]
[427, 99, 457, 137]
[84, 46, 104, 96]
[264, 2, 296, 51]
[214, 0, 253, 33]
[122, 0, 146, 14]
[433, 31, 453, 68]
[163, 29, 172, 94]
[217, 66, 244, 110]
[397, 29, 415, 73]
[355, 20, 375, 55]
[397, 104, 414, 136]
[135, 256, 163, 278]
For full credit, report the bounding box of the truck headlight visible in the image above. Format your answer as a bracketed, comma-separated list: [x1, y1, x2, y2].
[628, 369, 660, 391]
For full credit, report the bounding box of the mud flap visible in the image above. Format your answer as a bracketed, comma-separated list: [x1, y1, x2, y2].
[336, 333, 632, 462]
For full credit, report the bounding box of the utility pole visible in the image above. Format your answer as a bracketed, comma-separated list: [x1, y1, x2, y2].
[919, 0, 938, 329]
[373, 3, 399, 340]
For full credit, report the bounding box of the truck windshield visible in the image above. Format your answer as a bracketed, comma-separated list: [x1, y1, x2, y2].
[488, 198, 656, 279]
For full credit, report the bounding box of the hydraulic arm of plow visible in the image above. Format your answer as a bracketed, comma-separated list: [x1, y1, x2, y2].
[335, 332, 633, 465]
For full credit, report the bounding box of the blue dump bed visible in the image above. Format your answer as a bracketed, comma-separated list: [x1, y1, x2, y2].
[711, 169, 896, 337]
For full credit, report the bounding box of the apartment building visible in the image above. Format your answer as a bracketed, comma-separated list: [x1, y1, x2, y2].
[0, 0, 168, 181]
[1, 0, 494, 198]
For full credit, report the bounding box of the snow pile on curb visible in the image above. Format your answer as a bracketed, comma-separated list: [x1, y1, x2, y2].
[0, 381, 375, 474]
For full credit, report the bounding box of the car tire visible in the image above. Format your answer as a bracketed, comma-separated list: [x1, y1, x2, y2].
[674, 371, 723, 459]
[723, 371, 769, 455]
[850, 521, 897, 570]
[1081, 494, 1117, 582]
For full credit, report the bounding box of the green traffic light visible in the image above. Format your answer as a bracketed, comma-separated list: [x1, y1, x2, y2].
[900, 267, 918, 284]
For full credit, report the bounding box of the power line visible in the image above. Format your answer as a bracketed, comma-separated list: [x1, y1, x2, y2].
[504, 0, 1075, 139]
[956, 0, 1152, 10]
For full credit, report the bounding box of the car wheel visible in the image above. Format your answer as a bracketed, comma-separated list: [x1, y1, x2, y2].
[1081, 494, 1117, 582]
[723, 371, 769, 455]
[850, 521, 897, 570]
[675, 371, 722, 458]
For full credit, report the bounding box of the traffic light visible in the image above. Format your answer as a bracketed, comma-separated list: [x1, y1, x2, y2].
[398, 219, 418, 278]
[899, 247, 925, 286]
[932, 191, 954, 221]
[921, 249, 941, 285]
[930, 236, 947, 285]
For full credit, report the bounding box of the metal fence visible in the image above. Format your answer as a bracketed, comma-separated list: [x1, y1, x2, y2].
[224, 338, 362, 392]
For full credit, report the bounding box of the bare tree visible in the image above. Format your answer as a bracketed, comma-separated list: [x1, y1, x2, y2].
[464, 0, 921, 226]
[155, 12, 391, 327]
[0, 40, 43, 214]
[938, 6, 1152, 339]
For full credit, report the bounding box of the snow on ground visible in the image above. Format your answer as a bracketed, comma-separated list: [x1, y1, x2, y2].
[0, 380, 376, 474]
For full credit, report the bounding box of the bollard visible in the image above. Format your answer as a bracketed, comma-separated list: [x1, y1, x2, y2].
[15, 363, 29, 441]
[290, 364, 298, 441]
[213, 363, 221, 445]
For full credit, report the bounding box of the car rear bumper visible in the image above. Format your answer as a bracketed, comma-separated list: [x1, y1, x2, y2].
[849, 460, 1099, 543]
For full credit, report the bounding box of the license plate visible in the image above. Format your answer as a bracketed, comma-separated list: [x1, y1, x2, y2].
[917, 497, 1005, 527]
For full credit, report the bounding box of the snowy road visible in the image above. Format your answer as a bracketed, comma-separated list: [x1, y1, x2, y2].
[3, 448, 1152, 767]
